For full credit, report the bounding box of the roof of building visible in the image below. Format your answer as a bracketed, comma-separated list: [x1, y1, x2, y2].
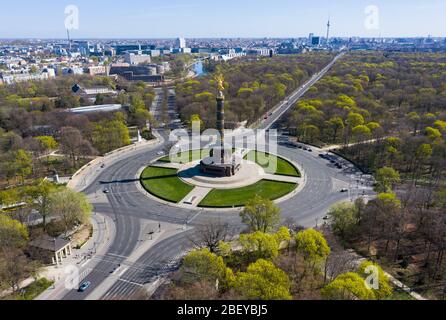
[69, 104, 123, 114]
[29, 235, 70, 252]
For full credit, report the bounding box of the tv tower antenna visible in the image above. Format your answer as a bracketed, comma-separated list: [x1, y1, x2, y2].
[67, 29, 71, 51]
[326, 17, 331, 44]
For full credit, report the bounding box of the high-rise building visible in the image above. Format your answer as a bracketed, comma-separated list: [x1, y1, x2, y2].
[176, 37, 186, 49]
[309, 33, 314, 44]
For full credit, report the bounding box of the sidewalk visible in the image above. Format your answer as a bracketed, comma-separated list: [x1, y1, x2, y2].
[35, 211, 116, 300]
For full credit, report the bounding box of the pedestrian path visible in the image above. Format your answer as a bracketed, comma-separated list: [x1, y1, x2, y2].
[179, 187, 213, 208]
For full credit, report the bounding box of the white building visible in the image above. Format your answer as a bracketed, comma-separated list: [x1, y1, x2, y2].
[124, 52, 152, 65]
[176, 37, 186, 49]
[0, 72, 50, 85]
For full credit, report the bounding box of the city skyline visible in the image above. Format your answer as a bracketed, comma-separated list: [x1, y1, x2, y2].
[0, 0, 445, 39]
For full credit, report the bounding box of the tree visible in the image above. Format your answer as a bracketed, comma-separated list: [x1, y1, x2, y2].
[295, 229, 331, 267]
[240, 232, 280, 261]
[181, 248, 234, 291]
[407, 112, 421, 135]
[59, 127, 96, 167]
[346, 112, 365, 128]
[0, 215, 28, 250]
[240, 195, 281, 233]
[375, 167, 401, 193]
[326, 117, 345, 143]
[189, 218, 230, 253]
[321, 272, 375, 300]
[35, 136, 58, 154]
[48, 188, 92, 234]
[0, 188, 21, 208]
[92, 120, 131, 154]
[12, 150, 33, 183]
[327, 202, 359, 239]
[27, 179, 57, 230]
[0, 249, 36, 294]
[357, 261, 393, 300]
[352, 125, 372, 143]
[234, 259, 292, 300]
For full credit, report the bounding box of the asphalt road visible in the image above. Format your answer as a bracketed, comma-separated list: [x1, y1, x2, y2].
[260, 51, 346, 131]
[62, 51, 374, 300]
[62, 129, 372, 300]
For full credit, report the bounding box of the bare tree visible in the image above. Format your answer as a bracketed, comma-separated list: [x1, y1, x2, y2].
[189, 218, 231, 253]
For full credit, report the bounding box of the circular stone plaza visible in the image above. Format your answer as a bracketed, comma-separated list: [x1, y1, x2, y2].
[139, 81, 304, 210]
[139, 149, 303, 209]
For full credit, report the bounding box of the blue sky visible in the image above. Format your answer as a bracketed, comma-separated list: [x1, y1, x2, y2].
[0, 0, 444, 38]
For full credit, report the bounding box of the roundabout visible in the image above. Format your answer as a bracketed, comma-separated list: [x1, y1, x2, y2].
[139, 150, 304, 209]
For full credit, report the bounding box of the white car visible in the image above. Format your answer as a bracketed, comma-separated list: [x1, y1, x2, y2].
[156, 151, 165, 156]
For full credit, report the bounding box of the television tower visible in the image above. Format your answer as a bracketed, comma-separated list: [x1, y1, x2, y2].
[67, 29, 71, 51]
[326, 18, 331, 45]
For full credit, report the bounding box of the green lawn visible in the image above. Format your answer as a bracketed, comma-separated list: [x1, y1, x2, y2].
[158, 149, 211, 164]
[140, 166, 194, 203]
[198, 180, 297, 208]
[245, 151, 301, 177]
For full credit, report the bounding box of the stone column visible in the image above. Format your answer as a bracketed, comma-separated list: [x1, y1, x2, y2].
[216, 93, 225, 163]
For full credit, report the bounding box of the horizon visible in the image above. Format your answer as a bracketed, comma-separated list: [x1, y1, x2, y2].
[0, 0, 445, 39]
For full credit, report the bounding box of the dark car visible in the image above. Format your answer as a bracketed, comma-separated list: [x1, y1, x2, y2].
[78, 281, 91, 292]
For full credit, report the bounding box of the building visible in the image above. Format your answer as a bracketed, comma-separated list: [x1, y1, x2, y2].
[86, 65, 109, 76]
[109, 65, 164, 83]
[309, 33, 321, 46]
[246, 48, 270, 56]
[28, 235, 72, 266]
[72, 84, 117, 96]
[68, 104, 124, 114]
[62, 67, 84, 75]
[0, 72, 50, 85]
[124, 52, 152, 65]
[76, 41, 91, 56]
[150, 49, 161, 57]
[176, 37, 186, 49]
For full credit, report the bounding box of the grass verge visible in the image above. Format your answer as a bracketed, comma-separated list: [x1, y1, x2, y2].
[140, 166, 194, 203]
[245, 151, 301, 177]
[198, 180, 297, 208]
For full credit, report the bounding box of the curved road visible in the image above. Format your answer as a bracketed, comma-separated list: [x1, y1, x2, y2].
[61, 129, 372, 300]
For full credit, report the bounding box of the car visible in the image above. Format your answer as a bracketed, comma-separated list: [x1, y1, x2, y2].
[100, 164, 105, 168]
[307, 148, 313, 152]
[340, 188, 349, 193]
[156, 151, 165, 156]
[78, 281, 91, 292]
[103, 189, 110, 194]
[335, 163, 343, 169]
[319, 154, 326, 159]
